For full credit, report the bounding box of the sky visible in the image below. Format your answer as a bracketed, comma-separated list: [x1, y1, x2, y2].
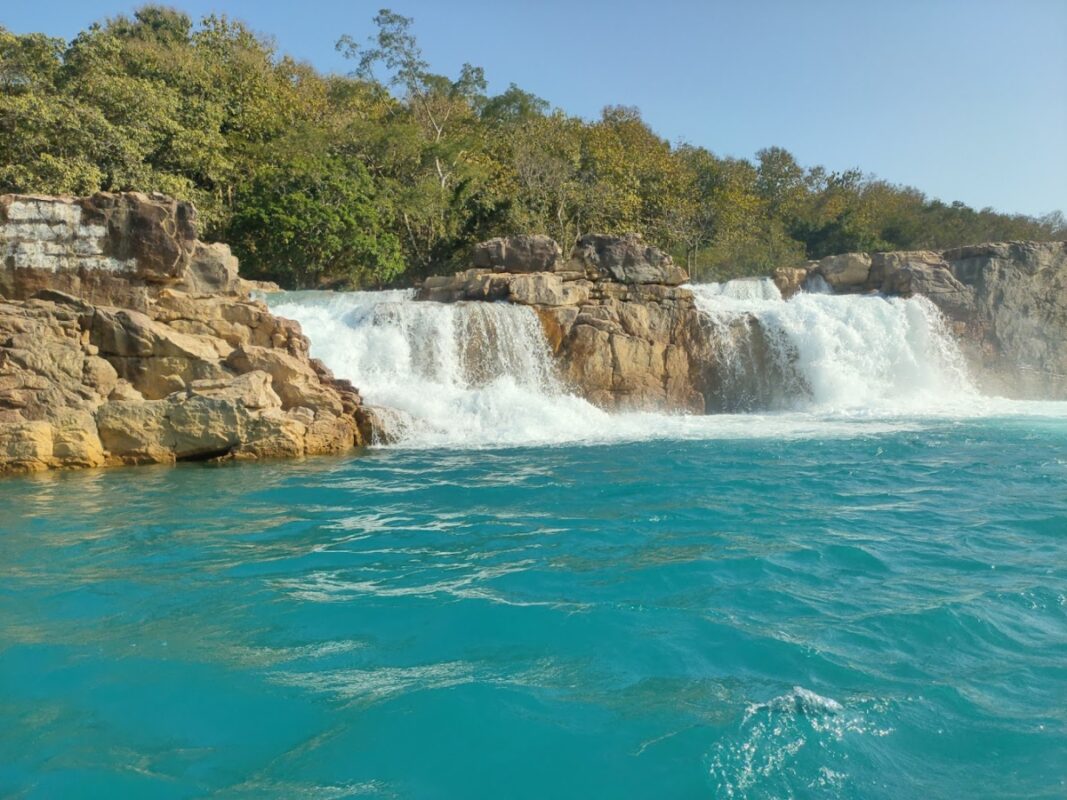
[4, 0, 1066, 216]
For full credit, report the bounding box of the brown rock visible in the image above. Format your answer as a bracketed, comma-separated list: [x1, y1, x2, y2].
[570, 233, 689, 285]
[355, 405, 408, 446]
[0, 420, 54, 471]
[188, 370, 281, 410]
[534, 307, 579, 354]
[813, 253, 871, 291]
[772, 266, 809, 299]
[50, 410, 105, 467]
[226, 346, 343, 416]
[472, 235, 563, 273]
[1, 191, 375, 473]
[95, 401, 172, 464]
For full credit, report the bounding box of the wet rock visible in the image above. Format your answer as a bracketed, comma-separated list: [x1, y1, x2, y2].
[418, 233, 703, 412]
[772, 266, 809, 299]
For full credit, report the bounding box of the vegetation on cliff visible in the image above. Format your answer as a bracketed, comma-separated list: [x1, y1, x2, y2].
[2, 6, 1064, 288]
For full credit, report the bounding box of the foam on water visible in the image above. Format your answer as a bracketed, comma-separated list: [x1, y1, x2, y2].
[267, 284, 1066, 448]
[711, 686, 894, 799]
[269, 290, 621, 447]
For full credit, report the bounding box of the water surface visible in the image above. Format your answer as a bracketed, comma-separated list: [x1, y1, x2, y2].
[3, 418, 1066, 798]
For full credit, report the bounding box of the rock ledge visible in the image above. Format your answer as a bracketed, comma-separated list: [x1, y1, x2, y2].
[1, 192, 377, 473]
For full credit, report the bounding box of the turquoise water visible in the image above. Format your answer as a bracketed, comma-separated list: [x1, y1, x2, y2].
[2, 417, 1065, 798]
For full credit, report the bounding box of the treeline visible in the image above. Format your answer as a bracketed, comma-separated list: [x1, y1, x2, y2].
[2, 7, 1064, 287]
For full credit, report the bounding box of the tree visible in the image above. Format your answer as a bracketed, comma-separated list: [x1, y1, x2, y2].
[2, 7, 1063, 289]
[227, 146, 403, 288]
[480, 83, 548, 126]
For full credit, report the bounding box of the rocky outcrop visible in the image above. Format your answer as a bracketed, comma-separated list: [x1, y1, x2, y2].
[471, 234, 563, 273]
[777, 241, 1067, 398]
[940, 242, 1067, 398]
[569, 233, 690, 286]
[419, 234, 706, 411]
[1, 193, 242, 310]
[422, 232, 1067, 408]
[0, 192, 376, 473]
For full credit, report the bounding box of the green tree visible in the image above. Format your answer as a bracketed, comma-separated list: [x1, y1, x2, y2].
[227, 147, 403, 288]
[2, 7, 1063, 289]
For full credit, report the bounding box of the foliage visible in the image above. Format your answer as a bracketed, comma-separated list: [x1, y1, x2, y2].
[1, 7, 1063, 288]
[227, 145, 404, 287]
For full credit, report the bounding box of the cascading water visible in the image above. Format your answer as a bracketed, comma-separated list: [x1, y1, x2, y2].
[267, 283, 1060, 449]
[689, 278, 976, 413]
[268, 290, 614, 447]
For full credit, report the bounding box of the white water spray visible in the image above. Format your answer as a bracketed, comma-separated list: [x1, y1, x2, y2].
[268, 290, 619, 447]
[267, 285, 1064, 448]
[689, 279, 975, 413]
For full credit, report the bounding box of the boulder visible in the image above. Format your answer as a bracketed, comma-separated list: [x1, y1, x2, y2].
[871, 251, 975, 318]
[772, 266, 809, 299]
[226, 346, 343, 416]
[187, 370, 281, 410]
[813, 252, 871, 290]
[164, 395, 249, 459]
[570, 233, 689, 285]
[472, 235, 563, 273]
[507, 274, 593, 307]
[417, 269, 511, 303]
[94, 401, 171, 464]
[94, 390, 291, 463]
[233, 409, 308, 460]
[182, 242, 241, 295]
[90, 306, 230, 399]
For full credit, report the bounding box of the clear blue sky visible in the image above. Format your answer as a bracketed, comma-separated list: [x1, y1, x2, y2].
[4, 0, 1066, 216]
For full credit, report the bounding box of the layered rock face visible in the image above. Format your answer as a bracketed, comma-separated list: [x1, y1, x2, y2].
[1, 193, 373, 473]
[776, 241, 1067, 398]
[419, 233, 707, 411]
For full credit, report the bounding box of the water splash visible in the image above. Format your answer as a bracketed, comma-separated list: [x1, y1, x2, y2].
[268, 290, 614, 448]
[709, 687, 894, 799]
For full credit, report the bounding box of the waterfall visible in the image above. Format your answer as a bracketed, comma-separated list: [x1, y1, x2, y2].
[266, 285, 1055, 449]
[689, 279, 976, 413]
[267, 290, 614, 448]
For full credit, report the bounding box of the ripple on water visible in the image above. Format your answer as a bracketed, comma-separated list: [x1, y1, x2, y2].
[1, 420, 1066, 798]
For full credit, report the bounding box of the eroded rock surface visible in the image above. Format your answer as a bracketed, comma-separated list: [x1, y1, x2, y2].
[1, 192, 376, 473]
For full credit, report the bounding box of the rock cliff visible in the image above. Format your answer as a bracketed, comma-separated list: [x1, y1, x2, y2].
[0, 193, 375, 472]
[419, 233, 708, 411]
[424, 233, 1067, 408]
[4, 192, 1061, 475]
[777, 241, 1067, 398]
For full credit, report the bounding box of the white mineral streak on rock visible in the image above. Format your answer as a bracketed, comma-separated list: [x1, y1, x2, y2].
[2, 199, 136, 273]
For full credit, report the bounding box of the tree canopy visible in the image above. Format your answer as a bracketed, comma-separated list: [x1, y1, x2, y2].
[1, 7, 1063, 287]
